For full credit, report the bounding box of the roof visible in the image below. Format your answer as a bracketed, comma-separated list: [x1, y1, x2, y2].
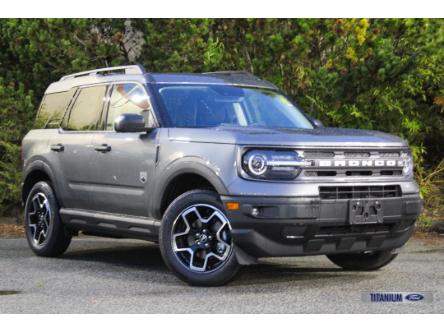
[44, 65, 279, 94]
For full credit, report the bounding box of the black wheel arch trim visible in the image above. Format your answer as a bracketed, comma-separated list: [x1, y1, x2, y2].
[151, 158, 228, 220]
[22, 158, 63, 207]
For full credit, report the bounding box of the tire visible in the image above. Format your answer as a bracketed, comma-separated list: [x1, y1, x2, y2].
[24, 181, 71, 257]
[327, 250, 398, 271]
[159, 190, 240, 286]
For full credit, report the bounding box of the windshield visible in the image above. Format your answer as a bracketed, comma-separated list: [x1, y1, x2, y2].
[153, 84, 314, 129]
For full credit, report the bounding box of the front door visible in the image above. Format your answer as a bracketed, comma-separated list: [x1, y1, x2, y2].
[90, 83, 159, 217]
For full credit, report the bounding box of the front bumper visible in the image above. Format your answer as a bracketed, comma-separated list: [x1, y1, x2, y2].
[221, 193, 422, 259]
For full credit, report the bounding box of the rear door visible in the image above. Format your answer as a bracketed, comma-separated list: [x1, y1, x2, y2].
[90, 82, 159, 217]
[50, 84, 109, 211]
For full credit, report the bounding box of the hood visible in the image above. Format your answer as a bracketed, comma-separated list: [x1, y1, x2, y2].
[168, 126, 409, 148]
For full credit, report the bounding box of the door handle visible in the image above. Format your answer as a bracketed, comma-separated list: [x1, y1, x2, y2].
[94, 144, 111, 153]
[50, 144, 64, 152]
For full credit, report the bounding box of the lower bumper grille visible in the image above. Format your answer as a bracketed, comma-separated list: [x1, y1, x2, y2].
[317, 223, 394, 236]
[319, 185, 402, 200]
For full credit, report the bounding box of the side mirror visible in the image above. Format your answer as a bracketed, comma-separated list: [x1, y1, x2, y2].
[311, 118, 324, 128]
[114, 113, 147, 133]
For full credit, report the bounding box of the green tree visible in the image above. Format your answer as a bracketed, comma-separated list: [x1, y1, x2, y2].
[0, 18, 443, 222]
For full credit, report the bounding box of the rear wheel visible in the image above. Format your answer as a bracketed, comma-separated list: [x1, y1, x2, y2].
[24, 181, 71, 257]
[327, 250, 397, 271]
[159, 190, 240, 286]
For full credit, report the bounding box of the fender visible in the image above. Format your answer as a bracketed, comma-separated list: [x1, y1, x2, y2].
[150, 157, 228, 219]
[22, 158, 63, 206]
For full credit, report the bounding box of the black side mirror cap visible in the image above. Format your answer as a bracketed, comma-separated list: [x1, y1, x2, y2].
[114, 113, 149, 133]
[311, 118, 324, 128]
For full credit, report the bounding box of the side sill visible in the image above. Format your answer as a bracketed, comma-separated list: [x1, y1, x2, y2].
[59, 208, 160, 241]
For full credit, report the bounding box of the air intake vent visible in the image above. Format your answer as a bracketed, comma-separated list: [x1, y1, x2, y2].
[344, 152, 371, 158]
[317, 224, 393, 235]
[304, 151, 335, 159]
[319, 185, 402, 200]
[380, 152, 400, 158]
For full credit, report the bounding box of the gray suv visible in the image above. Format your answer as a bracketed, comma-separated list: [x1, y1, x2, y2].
[21, 65, 422, 286]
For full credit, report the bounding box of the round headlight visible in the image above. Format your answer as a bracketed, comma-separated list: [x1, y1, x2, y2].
[248, 153, 268, 176]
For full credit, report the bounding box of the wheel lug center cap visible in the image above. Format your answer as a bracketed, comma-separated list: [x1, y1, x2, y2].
[198, 234, 208, 243]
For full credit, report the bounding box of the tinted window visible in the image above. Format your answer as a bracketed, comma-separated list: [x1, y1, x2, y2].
[35, 90, 76, 129]
[106, 83, 152, 130]
[66, 85, 107, 131]
[154, 84, 313, 129]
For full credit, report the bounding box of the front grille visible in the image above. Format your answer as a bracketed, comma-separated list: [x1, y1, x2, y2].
[302, 149, 404, 178]
[304, 151, 335, 159]
[345, 170, 372, 176]
[344, 152, 371, 158]
[381, 170, 402, 176]
[319, 185, 402, 200]
[305, 170, 401, 177]
[380, 152, 400, 158]
[305, 171, 337, 177]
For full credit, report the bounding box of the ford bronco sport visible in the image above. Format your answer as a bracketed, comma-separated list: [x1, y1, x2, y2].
[21, 65, 422, 286]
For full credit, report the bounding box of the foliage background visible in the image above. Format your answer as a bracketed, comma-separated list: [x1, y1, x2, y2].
[1, 19, 443, 226]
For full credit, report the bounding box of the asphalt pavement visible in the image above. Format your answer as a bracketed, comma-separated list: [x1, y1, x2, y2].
[0, 235, 443, 313]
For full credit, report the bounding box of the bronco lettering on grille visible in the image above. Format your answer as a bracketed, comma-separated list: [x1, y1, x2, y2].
[317, 160, 404, 168]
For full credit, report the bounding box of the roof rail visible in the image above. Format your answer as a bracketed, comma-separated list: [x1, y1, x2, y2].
[60, 64, 146, 81]
[202, 70, 253, 76]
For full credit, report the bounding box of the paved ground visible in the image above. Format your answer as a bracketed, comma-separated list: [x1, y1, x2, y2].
[0, 235, 443, 313]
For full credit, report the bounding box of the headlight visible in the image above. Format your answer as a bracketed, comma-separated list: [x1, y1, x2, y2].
[401, 151, 414, 178]
[242, 149, 312, 180]
[247, 153, 268, 176]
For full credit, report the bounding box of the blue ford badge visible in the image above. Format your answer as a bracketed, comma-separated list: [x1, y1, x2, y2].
[405, 293, 424, 301]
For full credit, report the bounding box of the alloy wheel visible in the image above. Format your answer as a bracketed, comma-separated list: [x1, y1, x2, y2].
[171, 204, 233, 273]
[27, 192, 51, 247]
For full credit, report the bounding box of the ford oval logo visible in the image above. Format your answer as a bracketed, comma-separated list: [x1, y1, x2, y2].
[405, 293, 424, 301]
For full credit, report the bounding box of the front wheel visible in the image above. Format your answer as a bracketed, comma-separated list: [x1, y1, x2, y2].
[327, 250, 397, 271]
[159, 190, 240, 286]
[24, 181, 71, 257]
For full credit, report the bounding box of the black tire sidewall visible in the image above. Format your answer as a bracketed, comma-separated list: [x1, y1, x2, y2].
[24, 181, 70, 257]
[159, 190, 240, 286]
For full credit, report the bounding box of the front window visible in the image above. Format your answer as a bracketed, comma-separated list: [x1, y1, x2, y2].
[153, 84, 313, 129]
[106, 83, 153, 130]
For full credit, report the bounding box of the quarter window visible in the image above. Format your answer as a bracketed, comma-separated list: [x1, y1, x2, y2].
[106, 83, 152, 130]
[35, 89, 76, 129]
[66, 85, 107, 131]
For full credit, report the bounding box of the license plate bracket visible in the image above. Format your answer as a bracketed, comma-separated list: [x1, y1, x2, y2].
[349, 199, 384, 224]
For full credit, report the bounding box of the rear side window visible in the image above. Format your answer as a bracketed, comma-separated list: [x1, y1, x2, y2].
[66, 85, 107, 131]
[35, 90, 76, 129]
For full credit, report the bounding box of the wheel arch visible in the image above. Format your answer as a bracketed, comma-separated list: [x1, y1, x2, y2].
[22, 160, 59, 206]
[152, 160, 228, 220]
